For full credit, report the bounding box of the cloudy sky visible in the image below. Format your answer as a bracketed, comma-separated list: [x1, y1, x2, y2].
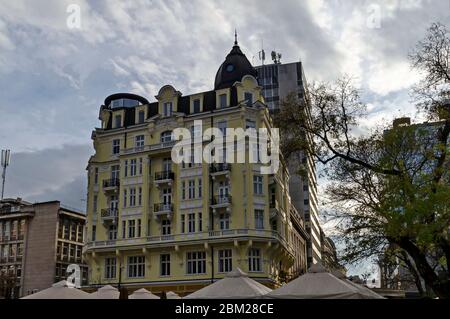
[0, 0, 449, 277]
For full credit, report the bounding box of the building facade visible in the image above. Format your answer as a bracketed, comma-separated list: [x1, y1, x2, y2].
[83, 40, 308, 295]
[0, 198, 87, 298]
[255, 61, 322, 266]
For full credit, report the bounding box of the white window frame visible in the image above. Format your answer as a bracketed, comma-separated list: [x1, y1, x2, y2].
[186, 251, 206, 275]
[218, 249, 232, 273]
[127, 256, 145, 278]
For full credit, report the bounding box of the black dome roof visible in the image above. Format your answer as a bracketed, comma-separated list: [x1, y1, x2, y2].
[214, 41, 257, 90]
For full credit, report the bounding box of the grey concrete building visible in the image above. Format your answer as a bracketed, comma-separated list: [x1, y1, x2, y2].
[0, 198, 87, 298]
[255, 61, 322, 266]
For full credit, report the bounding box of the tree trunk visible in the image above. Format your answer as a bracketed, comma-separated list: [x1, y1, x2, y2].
[395, 237, 450, 298]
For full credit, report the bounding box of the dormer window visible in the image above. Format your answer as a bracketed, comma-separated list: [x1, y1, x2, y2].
[219, 94, 227, 109]
[244, 92, 253, 107]
[114, 114, 122, 128]
[163, 102, 173, 117]
[138, 110, 145, 124]
[161, 131, 173, 143]
[193, 99, 201, 113]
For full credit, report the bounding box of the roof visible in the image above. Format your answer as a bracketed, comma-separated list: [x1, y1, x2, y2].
[214, 43, 257, 90]
[104, 93, 150, 107]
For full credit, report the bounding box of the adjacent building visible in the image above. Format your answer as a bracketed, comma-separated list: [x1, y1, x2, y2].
[320, 229, 340, 271]
[83, 39, 309, 295]
[255, 61, 322, 266]
[0, 198, 87, 298]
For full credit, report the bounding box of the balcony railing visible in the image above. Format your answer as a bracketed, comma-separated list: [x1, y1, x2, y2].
[210, 163, 231, 174]
[103, 178, 120, 188]
[154, 171, 174, 181]
[122, 141, 176, 155]
[101, 208, 118, 220]
[211, 195, 232, 206]
[84, 229, 294, 256]
[153, 203, 173, 214]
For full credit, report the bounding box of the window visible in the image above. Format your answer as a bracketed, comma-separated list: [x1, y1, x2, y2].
[198, 179, 202, 198]
[94, 167, 98, 185]
[114, 114, 122, 128]
[161, 131, 173, 143]
[108, 224, 117, 240]
[105, 257, 116, 279]
[182, 181, 186, 200]
[219, 214, 230, 230]
[135, 135, 144, 149]
[186, 252, 206, 274]
[218, 121, 227, 135]
[218, 249, 232, 273]
[180, 214, 185, 233]
[128, 220, 136, 238]
[219, 94, 227, 108]
[129, 188, 136, 206]
[188, 213, 196, 233]
[130, 159, 137, 176]
[163, 102, 173, 117]
[112, 139, 120, 155]
[198, 213, 202, 232]
[92, 225, 96, 242]
[111, 165, 120, 180]
[255, 210, 264, 230]
[248, 248, 261, 272]
[138, 110, 145, 124]
[244, 92, 253, 106]
[161, 219, 171, 235]
[138, 187, 142, 206]
[123, 189, 127, 208]
[304, 199, 309, 206]
[137, 219, 141, 237]
[193, 99, 201, 113]
[160, 254, 170, 276]
[128, 256, 145, 278]
[139, 158, 143, 175]
[122, 220, 126, 239]
[124, 160, 128, 177]
[253, 176, 263, 195]
[245, 120, 256, 129]
[188, 180, 195, 199]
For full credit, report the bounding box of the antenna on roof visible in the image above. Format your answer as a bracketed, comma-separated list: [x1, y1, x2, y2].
[258, 39, 265, 66]
[234, 29, 238, 46]
[1, 149, 11, 200]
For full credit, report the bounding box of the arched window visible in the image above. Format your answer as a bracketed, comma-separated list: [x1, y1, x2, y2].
[160, 131, 173, 143]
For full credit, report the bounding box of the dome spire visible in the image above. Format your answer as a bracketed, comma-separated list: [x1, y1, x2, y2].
[234, 29, 238, 46]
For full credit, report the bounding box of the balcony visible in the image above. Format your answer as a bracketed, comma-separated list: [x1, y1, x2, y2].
[154, 171, 174, 187]
[84, 229, 293, 257]
[210, 195, 232, 214]
[102, 179, 120, 193]
[270, 200, 279, 219]
[210, 163, 231, 180]
[153, 203, 174, 219]
[101, 208, 118, 224]
[122, 141, 176, 155]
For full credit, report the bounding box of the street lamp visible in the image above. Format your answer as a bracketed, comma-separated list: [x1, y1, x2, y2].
[1, 149, 11, 200]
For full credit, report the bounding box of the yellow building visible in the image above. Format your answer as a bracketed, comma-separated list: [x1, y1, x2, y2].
[83, 39, 308, 295]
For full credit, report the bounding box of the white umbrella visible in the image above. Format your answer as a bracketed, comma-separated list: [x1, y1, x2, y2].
[185, 268, 272, 299]
[332, 270, 385, 299]
[129, 288, 160, 299]
[21, 280, 90, 299]
[266, 263, 382, 299]
[89, 285, 120, 299]
[166, 291, 181, 299]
